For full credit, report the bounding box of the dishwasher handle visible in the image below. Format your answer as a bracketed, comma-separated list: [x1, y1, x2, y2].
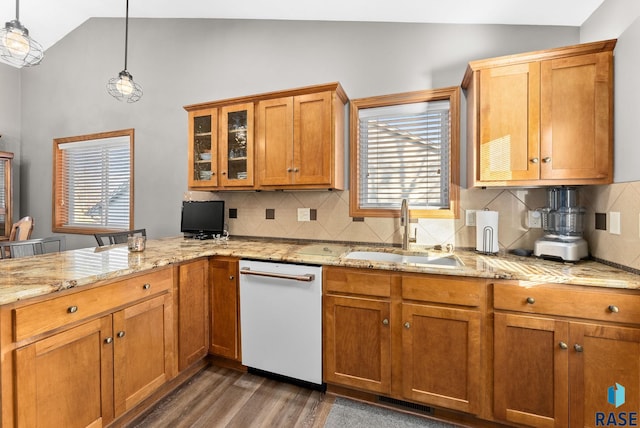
[240, 267, 315, 282]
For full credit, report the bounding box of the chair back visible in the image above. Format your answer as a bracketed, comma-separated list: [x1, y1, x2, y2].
[94, 229, 146, 247]
[9, 216, 34, 241]
[0, 236, 66, 259]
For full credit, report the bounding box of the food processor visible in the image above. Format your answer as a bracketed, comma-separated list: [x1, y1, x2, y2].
[534, 187, 589, 262]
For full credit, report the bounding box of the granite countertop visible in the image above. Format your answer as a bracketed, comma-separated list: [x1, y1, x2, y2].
[0, 236, 638, 306]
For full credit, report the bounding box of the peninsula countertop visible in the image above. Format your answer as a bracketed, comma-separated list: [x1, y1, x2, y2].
[0, 236, 639, 305]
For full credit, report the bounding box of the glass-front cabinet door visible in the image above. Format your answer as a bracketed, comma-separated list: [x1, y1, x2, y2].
[220, 103, 254, 187]
[0, 152, 13, 239]
[188, 108, 218, 188]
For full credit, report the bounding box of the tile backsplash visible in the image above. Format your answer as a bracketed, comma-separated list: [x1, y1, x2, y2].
[185, 180, 640, 271]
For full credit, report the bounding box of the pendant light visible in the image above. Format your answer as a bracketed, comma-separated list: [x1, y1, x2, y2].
[0, 0, 44, 67]
[107, 0, 142, 103]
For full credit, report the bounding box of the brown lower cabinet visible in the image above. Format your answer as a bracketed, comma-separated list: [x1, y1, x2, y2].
[209, 256, 241, 360]
[2, 267, 176, 428]
[494, 281, 640, 428]
[323, 266, 486, 416]
[177, 258, 209, 370]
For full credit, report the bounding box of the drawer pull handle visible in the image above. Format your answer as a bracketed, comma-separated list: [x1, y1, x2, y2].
[526, 297, 535, 304]
[143, 283, 151, 290]
[404, 322, 410, 329]
[559, 342, 568, 350]
[104, 337, 113, 344]
[382, 318, 389, 326]
[574, 344, 584, 353]
[608, 305, 619, 313]
[117, 331, 126, 338]
[67, 306, 78, 314]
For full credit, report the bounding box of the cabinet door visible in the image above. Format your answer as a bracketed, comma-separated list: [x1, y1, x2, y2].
[113, 293, 174, 416]
[540, 52, 612, 181]
[257, 96, 294, 185]
[14, 316, 114, 428]
[220, 103, 254, 187]
[402, 303, 481, 414]
[324, 294, 391, 394]
[188, 109, 218, 188]
[569, 322, 640, 428]
[294, 91, 333, 185]
[209, 258, 240, 360]
[494, 313, 569, 428]
[178, 259, 209, 370]
[479, 62, 540, 182]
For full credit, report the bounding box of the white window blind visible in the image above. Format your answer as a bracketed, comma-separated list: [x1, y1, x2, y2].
[358, 100, 450, 209]
[58, 136, 131, 229]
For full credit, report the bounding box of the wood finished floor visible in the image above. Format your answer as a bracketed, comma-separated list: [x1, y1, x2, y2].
[129, 366, 334, 428]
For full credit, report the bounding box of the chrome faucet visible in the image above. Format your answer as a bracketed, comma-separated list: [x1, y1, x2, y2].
[400, 199, 414, 250]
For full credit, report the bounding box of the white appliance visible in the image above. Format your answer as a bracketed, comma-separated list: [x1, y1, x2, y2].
[534, 187, 589, 262]
[239, 260, 323, 386]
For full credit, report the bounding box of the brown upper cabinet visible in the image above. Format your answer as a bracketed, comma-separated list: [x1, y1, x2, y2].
[462, 39, 616, 187]
[185, 82, 348, 191]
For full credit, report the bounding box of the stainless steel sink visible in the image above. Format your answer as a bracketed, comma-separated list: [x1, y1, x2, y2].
[343, 251, 463, 268]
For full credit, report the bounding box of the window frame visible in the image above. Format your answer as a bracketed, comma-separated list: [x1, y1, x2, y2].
[52, 128, 135, 234]
[349, 86, 460, 219]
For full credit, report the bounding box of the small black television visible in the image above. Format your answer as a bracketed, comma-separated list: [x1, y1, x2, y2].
[180, 200, 225, 239]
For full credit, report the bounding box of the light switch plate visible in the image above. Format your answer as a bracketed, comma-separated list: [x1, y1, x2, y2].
[297, 208, 311, 222]
[609, 211, 621, 235]
[465, 210, 477, 227]
[528, 210, 542, 228]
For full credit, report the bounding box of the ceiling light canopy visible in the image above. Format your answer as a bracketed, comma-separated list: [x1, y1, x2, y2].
[0, 0, 44, 67]
[107, 0, 142, 103]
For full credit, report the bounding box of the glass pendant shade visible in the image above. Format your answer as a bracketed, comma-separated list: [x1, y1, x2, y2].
[0, 1, 44, 68]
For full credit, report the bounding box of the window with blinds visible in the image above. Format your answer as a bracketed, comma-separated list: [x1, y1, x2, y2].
[350, 87, 459, 219]
[359, 101, 450, 209]
[53, 129, 134, 233]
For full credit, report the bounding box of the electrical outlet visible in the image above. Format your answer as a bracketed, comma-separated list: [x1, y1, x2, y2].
[465, 210, 477, 227]
[609, 211, 621, 235]
[297, 208, 311, 222]
[528, 210, 542, 228]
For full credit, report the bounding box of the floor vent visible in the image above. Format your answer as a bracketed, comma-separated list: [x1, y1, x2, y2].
[377, 396, 434, 415]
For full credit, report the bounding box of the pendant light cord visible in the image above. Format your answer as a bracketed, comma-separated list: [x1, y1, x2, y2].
[15, 0, 19, 21]
[123, 0, 129, 70]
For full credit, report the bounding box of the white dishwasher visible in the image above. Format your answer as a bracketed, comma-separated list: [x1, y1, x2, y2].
[239, 260, 323, 386]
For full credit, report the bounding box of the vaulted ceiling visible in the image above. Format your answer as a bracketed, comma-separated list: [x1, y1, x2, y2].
[1, 0, 605, 51]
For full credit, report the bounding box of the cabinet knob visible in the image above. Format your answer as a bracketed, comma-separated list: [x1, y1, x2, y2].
[608, 305, 619, 313]
[104, 337, 113, 344]
[67, 305, 78, 314]
[526, 297, 535, 304]
[530, 157, 539, 164]
[117, 331, 126, 338]
[382, 318, 389, 325]
[229, 275, 235, 280]
[143, 283, 151, 290]
[574, 344, 584, 352]
[543, 157, 551, 163]
[404, 322, 410, 329]
[287, 168, 293, 173]
[293, 168, 299, 172]
[222, 172, 227, 175]
[559, 341, 568, 350]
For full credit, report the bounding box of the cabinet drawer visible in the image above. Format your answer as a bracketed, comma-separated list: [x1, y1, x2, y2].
[402, 274, 483, 307]
[324, 267, 391, 298]
[493, 282, 640, 324]
[14, 268, 173, 342]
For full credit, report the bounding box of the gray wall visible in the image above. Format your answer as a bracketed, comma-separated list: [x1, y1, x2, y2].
[0, 63, 21, 224]
[582, 0, 640, 183]
[17, 19, 578, 249]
